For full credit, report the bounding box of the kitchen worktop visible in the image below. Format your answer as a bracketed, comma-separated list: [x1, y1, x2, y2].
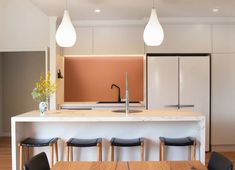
[60, 102, 145, 110]
[12, 109, 204, 122]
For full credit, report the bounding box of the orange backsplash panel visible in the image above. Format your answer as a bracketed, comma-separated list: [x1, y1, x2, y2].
[64, 56, 144, 102]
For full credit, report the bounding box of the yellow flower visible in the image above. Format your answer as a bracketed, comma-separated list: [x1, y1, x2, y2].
[32, 72, 56, 102]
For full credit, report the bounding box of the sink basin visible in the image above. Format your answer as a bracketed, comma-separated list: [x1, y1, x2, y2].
[112, 109, 143, 113]
[97, 101, 140, 104]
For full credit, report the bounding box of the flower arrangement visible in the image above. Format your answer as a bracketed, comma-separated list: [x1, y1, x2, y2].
[31, 72, 56, 103]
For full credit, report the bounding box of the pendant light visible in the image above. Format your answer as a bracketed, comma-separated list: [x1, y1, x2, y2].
[143, 0, 164, 46]
[56, 0, 77, 47]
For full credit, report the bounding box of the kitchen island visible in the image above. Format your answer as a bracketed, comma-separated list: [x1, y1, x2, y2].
[11, 109, 205, 170]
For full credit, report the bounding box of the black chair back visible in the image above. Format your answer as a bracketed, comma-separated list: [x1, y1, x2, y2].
[23, 152, 50, 170]
[208, 152, 233, 170]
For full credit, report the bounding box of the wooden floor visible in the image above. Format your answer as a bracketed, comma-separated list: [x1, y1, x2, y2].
[0, 136, 235, 170]
[0, 137, 12, 170]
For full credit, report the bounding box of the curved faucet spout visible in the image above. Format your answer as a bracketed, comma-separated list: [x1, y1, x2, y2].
[111, 84, 121, 103]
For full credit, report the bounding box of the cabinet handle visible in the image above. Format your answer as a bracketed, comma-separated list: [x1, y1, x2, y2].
[179, 105, 194, 108]
[165, 105, 179, 108]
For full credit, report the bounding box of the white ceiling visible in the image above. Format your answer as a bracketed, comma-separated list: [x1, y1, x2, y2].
[30, 0, 235, 20]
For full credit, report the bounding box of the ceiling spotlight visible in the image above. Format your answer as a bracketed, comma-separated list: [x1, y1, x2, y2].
[94, 9, 101, 13]
[213, 8, 219, 12]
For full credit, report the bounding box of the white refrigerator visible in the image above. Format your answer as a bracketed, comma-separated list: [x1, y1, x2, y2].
[147, 55, 210, 151]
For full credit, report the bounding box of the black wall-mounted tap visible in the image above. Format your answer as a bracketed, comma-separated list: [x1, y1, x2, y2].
[111, 84, 121, 103]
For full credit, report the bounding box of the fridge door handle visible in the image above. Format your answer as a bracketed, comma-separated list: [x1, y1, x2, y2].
[179, 104, 194, 108]
[165, 104, 179, 108]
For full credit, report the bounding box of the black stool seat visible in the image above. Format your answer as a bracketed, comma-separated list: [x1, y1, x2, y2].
[67, 138, 102, 147]
[159, 137, 195, 146]
[111, 137, 144, 147]
[20, 138, 59, 147]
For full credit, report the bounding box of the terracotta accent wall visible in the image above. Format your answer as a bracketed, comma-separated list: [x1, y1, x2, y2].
[64, 56, 143, 102]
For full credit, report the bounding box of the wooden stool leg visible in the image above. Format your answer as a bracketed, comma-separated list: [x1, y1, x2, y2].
[160, 142, 164, 161]
[69, 146, 73, 161]
[19, 145, 23, 170]
[55, 142, 58, 163]
[141, 142, 144, 161]
[66, 145, 69, 162]
[191, 142, 196, 160]
[25, 147, 30, 161]
[97, 143, 102, 161]
[50, 144, 54, 168]
[110, 145, 114, 161]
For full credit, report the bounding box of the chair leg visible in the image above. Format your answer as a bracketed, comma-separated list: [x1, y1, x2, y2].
[19, 145, 23, 170]
[50, 144, 54, 168]
[66, 145, 69, 162]
[141, 142, 144, 161]
[191, 142, 196, 160]
[97, 143, 102, 161]
[160, 142, 164, 161]
[110, 145, 114, 161]
[69, 146, 73, 161]
[55, 142, 58, 163]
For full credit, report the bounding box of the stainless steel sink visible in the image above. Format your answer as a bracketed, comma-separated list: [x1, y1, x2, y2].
[112, 109, 142, 113]
[97, 101, 140, 104]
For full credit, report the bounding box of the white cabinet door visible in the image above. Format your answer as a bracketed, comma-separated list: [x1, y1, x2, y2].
[212, 54, 235, 145]
[148, 57, 178, 109]
[146, 24, 212, 53]
[93, 26, 144, 54]
[212, 25, 235, 53]
[180, 56, 210, 150]
[63, 27, 93, 55]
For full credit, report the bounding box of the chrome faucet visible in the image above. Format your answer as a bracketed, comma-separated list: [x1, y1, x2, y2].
[125, 72, 129, 115]
[111, 84, 121, 103]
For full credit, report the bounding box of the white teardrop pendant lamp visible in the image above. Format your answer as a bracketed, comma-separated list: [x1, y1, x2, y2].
[56, 0, 76, 47]
[143, 1, 164, 46]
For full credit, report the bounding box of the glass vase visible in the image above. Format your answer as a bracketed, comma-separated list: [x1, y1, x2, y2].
[39, 101, 48, 116]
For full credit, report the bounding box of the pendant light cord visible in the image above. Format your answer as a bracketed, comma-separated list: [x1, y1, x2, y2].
[153, 0, 155, 9]
[66, 0, 68, 10]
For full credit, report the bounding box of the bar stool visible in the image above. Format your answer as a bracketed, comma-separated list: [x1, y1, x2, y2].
[18, 137, 59, 170]
[66, 138, 102, 161]
[159, 136, 196, 161]
[110, 137, 144, 161]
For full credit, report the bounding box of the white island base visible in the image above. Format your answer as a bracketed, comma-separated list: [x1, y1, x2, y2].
[11, 109, 205, 170]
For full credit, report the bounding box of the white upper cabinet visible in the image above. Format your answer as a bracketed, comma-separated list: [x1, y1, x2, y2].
[63, 27, 93, 55]
[146, 24, 212, 53]
[93, 26, 144, 55]
[212, 25, 235, 53]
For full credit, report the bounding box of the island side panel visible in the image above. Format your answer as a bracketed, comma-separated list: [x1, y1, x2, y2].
[12, 121, 204, 167]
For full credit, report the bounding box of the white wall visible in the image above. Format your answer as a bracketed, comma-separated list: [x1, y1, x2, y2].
[0, 0, 49, 51]
[0, 53, 3, 135]
[2, 52, 45, 134]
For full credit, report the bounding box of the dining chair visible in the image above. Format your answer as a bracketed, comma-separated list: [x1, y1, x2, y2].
[23, 152, 50, 170]
[208, 151, 233, 170]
